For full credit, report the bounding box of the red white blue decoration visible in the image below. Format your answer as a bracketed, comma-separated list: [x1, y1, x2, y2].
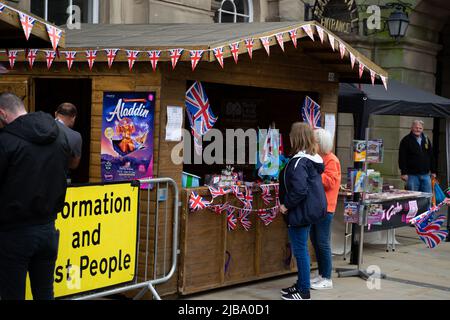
[105, 49, 119, 68]
[27, 49, 38, 69]
[229, 42, 240, 64]
[208, 186, 231, 199]
[226, 207, 237, 230]
[301, 96, 321, 128]
[260, 36, 271, 56]
[301, 24, 315, 41]
[169, 48, 183, 70]
[64, 51, 77, 71]
[244, 38, 254, 59]
[288, 29, 298, 48]
[238, 209, 252, 231]
[46, 25, 63, 51]
[190, 50, 203, 71]
[260, 185, 273, 205]
[45, 50, 56, 69]
[185, 81, 217, 135]
[86, 50, 97, 70]
[189, 191, 210, 212]
[276, 33, 285, 52]
[316, 25, 325, 43]
[19, 13, 36, 41]
[8, 50, 17, 69]
[147, 50, 161, 72]
[126, 50, 139, 71]
[213, 47, 225, 68]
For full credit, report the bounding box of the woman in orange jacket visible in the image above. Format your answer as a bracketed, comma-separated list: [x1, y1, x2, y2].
[310, 128, 341, 290]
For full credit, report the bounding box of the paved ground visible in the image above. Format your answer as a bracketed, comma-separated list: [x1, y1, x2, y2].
[180, 228, 450, 300]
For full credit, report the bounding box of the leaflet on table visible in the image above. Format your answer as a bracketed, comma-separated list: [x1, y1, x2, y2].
[344, 201, 360, 224]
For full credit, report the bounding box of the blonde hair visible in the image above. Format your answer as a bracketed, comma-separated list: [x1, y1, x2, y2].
[314, 128, 333, 155]
[289, 122, 318, 156]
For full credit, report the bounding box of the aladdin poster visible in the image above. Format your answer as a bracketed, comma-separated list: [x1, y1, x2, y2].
[101, 92, 155, 183]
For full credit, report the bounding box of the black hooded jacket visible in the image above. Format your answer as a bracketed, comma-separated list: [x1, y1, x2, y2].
[0, 112, 70, 230]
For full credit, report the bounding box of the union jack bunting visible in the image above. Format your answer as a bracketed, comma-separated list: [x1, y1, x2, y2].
[275, 33, 285, 52]
[381, 75, 388, 90]
[105, 49, 119, 68]
[415, 213, 448, 249]
[288, 29, 298, 48]
[260, 36, 271, 56]
[238, 209, 252, 231]
[8, 50, 17, 69]
[209, 203, 229, 215]
[190, 50, 203, 71]
[350, 52, 356, 69]
[27, 49, 38, 69]
[260, 185, 273, 206]
[232, 185, 245, 204]
[227, 207, 237, 231]
[45, 50, 56, 69]
[86, 50, 97, 70]
[169, 48, 183, 70]
[185, 81, 217, 135]
[328, 34, 336, 51]
[208, 186, 231, 199]
[64, 51, 77, 71]
[186, 110, 203, 155]
[316, 25, 325, 43]
[258, 208, 277, 226]
[244, 38, 254, 59]
[243, 186, 253, 210]
[229, 42, 240, 64]
[189, 191, 210, 212]
[19, 13, 36, 41]
[274, 184, 280, 207]
[358, 62, 365, 78]
[126, 50, 139, 71]
[46, 25, 63, 51]
[301, 24, 315, 41]
[213, 47, 225, 68]
[370, 69, 376, 85]
[147, 50, 161, 72]
[339, 42, 346, 59]
[302, 96, 321, 128]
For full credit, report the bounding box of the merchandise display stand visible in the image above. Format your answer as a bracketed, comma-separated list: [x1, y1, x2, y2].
[336, 128, 386, 280]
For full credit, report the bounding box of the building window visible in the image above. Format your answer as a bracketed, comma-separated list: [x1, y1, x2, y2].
[217, 0, 253, 23]
[31, 0, 99, 26]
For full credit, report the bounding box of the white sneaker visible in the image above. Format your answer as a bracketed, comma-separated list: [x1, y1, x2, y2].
[310, 275, 322, 284]
[311, 278, 333, 290]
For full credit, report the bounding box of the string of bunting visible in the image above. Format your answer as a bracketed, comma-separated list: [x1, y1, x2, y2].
[0, 9, 389, 89]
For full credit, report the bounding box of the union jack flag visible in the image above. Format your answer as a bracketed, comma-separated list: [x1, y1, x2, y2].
[185, 81, 217, 135]
[415, 213, 448, 249]
[208, 186, 231, 199]
[186, 109, 203, 155]
[126, 50, 139, 71]
[243, 186, 253, 210]
[288, 29, 298, 48]
[213, 47, 224, 68]
[302, 24, 315, 41]
[232, 185, 245, 204]
[260, 185, 273, 205]
[64, 51, 77, 71]
[27, 49, 38, 69]
[258, 208, 278, 226]
[86, 50, 97, 70]
[274, 184, 280, 207]
[105, 49, 119, 68]
[147, 50, 161, 72]
[302, 96, 321, 128]
[19, 13, 36, 40]
[210, 202, 229, 215]
[229, 42, 240, 64]
[238, 209, 252, 231]
[260, 36, 271, 56]
[46, 25, 63, 51]
[189, 191, 210, 212]
[45, 50, 56, 69]
[275, 33, 285, 52]
[169, 48, 183, 70]
[227, 207, 237, 231]
[244, 38, 254, 59]
[8, 50, 17, 69]
[190, 50, 203, 71]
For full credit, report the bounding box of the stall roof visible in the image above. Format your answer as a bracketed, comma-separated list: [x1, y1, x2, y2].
[63, 21, 387, 83]
[0, 1, 65, 48]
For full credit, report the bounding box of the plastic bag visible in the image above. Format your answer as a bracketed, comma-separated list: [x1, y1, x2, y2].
[434, 180, 447, 204]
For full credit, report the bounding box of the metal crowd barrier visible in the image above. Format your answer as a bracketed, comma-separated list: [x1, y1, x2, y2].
[73, 177, 179, 300]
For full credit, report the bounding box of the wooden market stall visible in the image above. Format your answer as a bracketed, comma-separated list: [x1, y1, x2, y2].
[0, 16, 388, 297]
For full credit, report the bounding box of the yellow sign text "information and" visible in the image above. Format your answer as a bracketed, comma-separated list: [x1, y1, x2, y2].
[26, 182, 139, 299]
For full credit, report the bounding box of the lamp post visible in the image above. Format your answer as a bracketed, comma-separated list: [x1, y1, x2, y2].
[387, 4, 410, 41]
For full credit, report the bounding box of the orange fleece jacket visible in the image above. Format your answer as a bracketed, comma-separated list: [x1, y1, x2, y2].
[321, 153, 341, 213]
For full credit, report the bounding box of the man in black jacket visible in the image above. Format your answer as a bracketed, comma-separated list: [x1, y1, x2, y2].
[0, 93, 71, 300]
[398, 120, 436, 193]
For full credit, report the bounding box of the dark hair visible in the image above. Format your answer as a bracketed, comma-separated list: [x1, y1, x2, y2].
[56, 103, 78, 117]
[0, 92, 25, 113]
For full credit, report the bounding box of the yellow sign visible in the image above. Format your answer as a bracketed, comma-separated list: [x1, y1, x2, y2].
[26, 182, 140, 299]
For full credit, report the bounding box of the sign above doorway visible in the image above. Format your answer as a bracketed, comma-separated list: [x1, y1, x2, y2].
[313, 0, 359, 34]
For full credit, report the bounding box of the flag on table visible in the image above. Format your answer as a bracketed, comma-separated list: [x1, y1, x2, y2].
[232, 185, 246, 204]
[185, 81, 217, 135]
[302, 96, 321, 128]
[19, 13, 36, 41]
[189, 191, 210, 212]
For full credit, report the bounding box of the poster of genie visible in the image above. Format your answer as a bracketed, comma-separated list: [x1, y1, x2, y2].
[101, 92, 155, 184]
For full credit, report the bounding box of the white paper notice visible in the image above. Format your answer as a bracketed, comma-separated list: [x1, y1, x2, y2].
[324, 113, 336, 141]
[406, 200, 418, 220]
[166, 106, 183, 141]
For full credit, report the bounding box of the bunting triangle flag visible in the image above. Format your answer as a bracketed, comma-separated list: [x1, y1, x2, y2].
[275, 33, 285, 52]
[289, 29, 298, 48]
[19, 13, 36, 41]
[148, 50, 161, 72]
[359, 62, 365, 78]
[169, 48, 183, 70]
[260, 36, 271, 56]
[350, 52, 356, 69]
[105, 49, 119, 68]
[328, 34, 336, 51]
[244, 38, 254, 59]
[381, 75, 388, 90]
[126, 50, 139, 71]
[316, 25, 325, 43]
[7, 50, 17, 69]
[238, 209, 252, 231]
[213, 47, 225, 68]
[229, 42, 240, 64]
[226, 207, 237, 231]
[302, 24, 315, 41]
[27, 49, 38, 69]
[64, 51, 77, 71]
[370, 69, 376, 85]
[190, 50, 203, 71]
[45, 25, 63, 51]
[86, 50, 97, 70]
[45, 50, 56, 69]
[339, 42, 346, 59]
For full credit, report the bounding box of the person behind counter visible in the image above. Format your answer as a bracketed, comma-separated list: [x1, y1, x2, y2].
[309, 128, 341, 290]
[279, 122, 327, 300]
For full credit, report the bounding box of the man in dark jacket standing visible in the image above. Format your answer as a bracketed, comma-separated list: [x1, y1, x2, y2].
[398, 120, 436, 193]
[0, 93, 71, 300]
